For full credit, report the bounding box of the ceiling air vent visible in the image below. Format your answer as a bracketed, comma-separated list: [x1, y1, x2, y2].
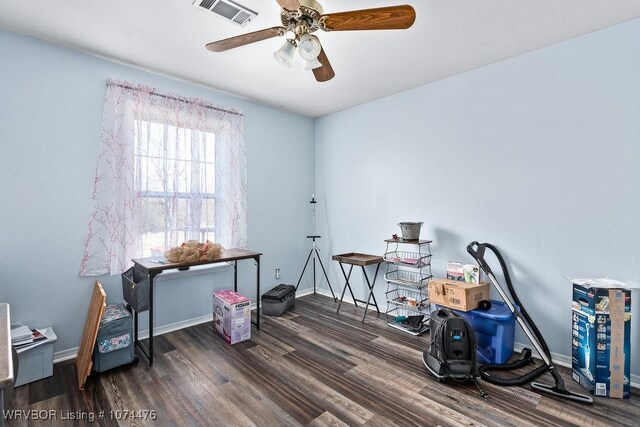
[193, 0, 258, 27]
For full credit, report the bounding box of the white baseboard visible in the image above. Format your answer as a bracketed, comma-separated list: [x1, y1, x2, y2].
[513, 341, 572, 368]
[53, 348, 79, 363]
[53, 302, 259, 364]
[295, 287, 316, 298]
[314, 287, 380, 313]
[56, 288, 640, 391]
[312, 287, 640, 389]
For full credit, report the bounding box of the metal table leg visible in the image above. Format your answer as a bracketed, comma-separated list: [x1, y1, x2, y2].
[336, 263, 356, 314]
[256, 255, 260, 331]
[361, 263, 381, 321]
[149, 275, 154, 365]
[134, 271, 156, 366]
[233, 261, 238, 292]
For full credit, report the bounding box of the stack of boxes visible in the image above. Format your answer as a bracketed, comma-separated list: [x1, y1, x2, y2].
[429, 262, 518, 365]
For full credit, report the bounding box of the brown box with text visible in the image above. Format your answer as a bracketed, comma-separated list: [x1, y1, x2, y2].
[429, 278, 490, 311]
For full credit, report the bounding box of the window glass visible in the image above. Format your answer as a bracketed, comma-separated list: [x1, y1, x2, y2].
[134, 118, 216, 257]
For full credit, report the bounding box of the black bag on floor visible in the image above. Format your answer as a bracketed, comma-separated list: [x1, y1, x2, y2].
[93, 303, 137, 373]
[423, 308, 485, 396]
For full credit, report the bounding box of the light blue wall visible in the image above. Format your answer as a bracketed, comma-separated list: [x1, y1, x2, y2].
[315, 19, 640, 377]
[0, 30, 315, 352]
[2, 17, 640, 380]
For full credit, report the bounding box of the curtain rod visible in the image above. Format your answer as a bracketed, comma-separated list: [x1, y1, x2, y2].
[108, 81, 243, 117]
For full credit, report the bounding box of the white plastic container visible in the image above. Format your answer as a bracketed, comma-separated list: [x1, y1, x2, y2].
[15, 327, 57, 387]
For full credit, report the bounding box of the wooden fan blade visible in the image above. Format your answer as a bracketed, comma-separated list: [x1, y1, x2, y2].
[313, 47, 335, 82]
[275, 0, 300, 11]
[320, 5, 415, 31]
[206, 27, 286, 52]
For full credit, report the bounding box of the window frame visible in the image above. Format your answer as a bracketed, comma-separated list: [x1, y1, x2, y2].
[129, 103, 221, 258]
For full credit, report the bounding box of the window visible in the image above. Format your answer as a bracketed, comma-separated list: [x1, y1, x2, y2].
[81, 80, 246, 276]
[134, 120, 217, 257]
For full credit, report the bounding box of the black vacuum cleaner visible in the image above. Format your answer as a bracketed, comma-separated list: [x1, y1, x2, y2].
[466, 241, 593, 404]
[423, 308, 487, 397]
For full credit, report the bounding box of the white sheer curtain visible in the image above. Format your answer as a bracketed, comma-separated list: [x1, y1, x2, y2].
[80, 80, 246, 276]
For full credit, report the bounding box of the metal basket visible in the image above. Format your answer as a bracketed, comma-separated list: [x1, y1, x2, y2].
[384, 269, 432, 289]
[385, 287, 430, 311]
[398, 222, 423, 240]
[383, 250, 431, 268]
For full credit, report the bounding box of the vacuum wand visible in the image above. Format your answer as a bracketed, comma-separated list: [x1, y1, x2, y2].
[466, 241, 593, 404]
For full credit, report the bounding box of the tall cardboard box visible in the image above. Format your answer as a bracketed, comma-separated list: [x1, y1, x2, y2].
[428, 278, 490, 311]
[213, 290, 251, 345]
[571, 281, 631, 398]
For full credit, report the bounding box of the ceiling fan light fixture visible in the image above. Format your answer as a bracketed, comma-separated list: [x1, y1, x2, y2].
[302, 57, 323, 70]
[207, 3, 417, 83]
[297, 33, 321, 60]
[273, 39, 296, 68]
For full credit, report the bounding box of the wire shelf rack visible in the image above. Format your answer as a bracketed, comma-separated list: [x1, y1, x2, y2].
[386, 307, 430, 336]
[383, 238, 432, 336]
[385, 287, 429, 309]
[383, 250, 431, 268]
[384, 269, 432, 289]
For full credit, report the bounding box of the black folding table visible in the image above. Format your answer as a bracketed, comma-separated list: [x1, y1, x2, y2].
[131, 248, 261, 366]
[332, 253, 384, 321]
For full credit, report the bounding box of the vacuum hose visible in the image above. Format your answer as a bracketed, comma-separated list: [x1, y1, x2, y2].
[467, 242, 549, 386]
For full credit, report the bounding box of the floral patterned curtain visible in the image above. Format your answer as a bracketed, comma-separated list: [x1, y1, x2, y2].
[80, 79, 246, 276]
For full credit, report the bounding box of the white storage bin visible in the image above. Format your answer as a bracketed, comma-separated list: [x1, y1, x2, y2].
[15, 327, 57, 387]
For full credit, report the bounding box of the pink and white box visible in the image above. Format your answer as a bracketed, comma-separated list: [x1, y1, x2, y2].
[213, 290, 252, 345]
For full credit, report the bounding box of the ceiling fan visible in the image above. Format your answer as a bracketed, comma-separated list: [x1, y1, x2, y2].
[205, 0, 416, 82]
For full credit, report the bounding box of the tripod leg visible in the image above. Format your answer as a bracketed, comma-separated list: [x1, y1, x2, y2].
[296, 249, 314, 290]
[315, 248, 337, 301]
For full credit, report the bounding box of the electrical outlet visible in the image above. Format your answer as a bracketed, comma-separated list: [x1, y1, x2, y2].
[275, 268, 280, 280]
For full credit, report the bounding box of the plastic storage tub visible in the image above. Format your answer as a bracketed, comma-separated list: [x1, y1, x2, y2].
[15, 328, 57, 387]
[439, 300, 516, 364]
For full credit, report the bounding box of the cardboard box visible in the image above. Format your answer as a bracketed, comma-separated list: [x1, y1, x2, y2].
[428, 278, 490, 311]
[463, 264, 481, 284]
[571, 281, 631, 398]
[446, 262, 481, 284]
[446, 262, 465, 281]
[213, 290, 251, 345]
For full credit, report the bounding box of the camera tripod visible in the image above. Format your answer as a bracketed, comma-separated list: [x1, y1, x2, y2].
[295, 235, 336, 301]
[295, 195, 336, 301]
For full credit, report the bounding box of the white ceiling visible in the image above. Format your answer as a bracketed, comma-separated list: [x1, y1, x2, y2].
[1, 1, 640, 117]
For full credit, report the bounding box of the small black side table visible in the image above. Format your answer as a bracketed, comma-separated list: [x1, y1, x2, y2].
[131, 248, 261, 366]
[332, 253, 384, 321]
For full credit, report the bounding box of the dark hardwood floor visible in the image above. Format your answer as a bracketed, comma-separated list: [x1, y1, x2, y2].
[6, 294, 639, 426]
